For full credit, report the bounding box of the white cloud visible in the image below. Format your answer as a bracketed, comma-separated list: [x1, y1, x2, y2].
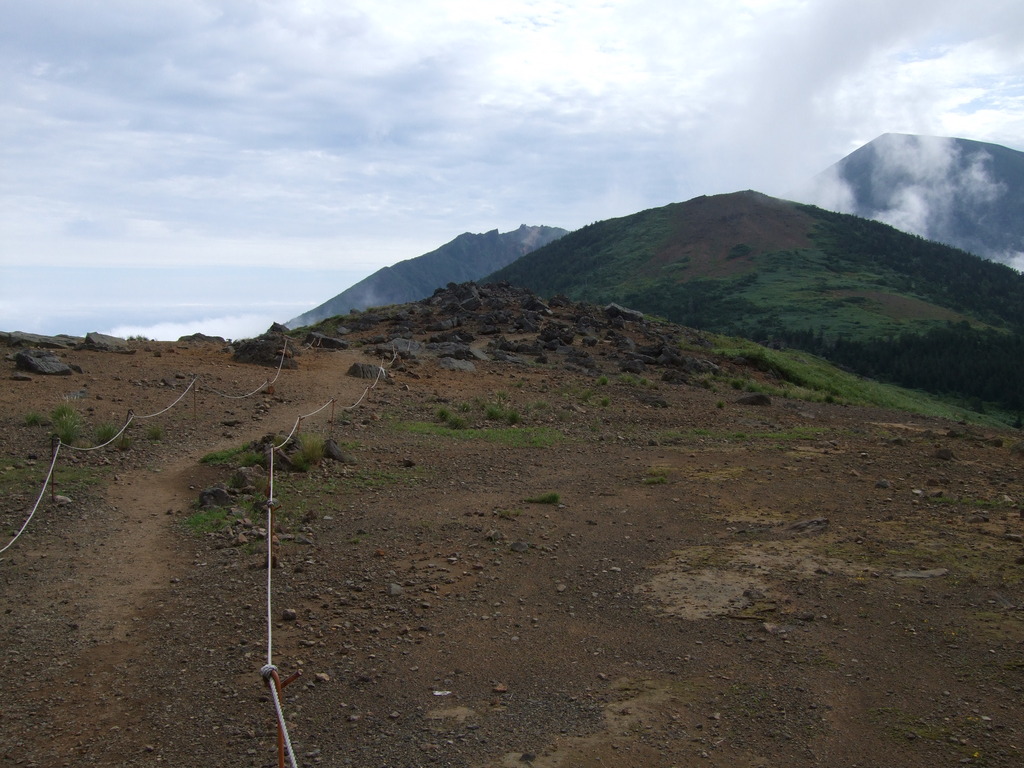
[2, 0, 1024, 336]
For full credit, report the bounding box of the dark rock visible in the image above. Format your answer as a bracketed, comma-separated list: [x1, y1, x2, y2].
[324, 438, 358, 464]
[233, 335, 299, 368]
[1, 331, 80, 348]
[80, 331, 133, 353]
[304, 332, 349, 350]
[178, 332, 226, 343]
[347, 362, 385, 379]
[198, 486, 232, 508]
[14, 349, 73, 376]
[604, 302, 645, 322]
[932, 448, 956, 461]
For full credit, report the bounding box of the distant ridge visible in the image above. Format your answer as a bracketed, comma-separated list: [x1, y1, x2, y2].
[799, 133, 1024, 268]
[288, 224, 567, 328]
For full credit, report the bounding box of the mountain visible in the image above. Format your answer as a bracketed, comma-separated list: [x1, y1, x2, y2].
[288, 224, 567, 327]
[798, 133, 1024, 268]
[487, 190, 1024, 414]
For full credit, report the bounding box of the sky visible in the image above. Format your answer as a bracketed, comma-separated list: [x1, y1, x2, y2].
[2, 0, 1023, 340]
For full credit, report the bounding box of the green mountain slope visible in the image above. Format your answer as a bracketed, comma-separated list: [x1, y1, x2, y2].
[488, 191, 1024, 415]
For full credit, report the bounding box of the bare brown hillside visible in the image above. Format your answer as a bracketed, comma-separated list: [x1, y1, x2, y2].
[3, 285, 1024, 767]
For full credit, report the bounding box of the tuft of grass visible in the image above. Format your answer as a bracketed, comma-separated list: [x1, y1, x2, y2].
[146, 424, 164, 442]
[24, 412, 44, 427]
[184, 508, 231, 534]
[436, 406, 469, 430]
[94, 422, 120, 446]
[525, 491, 560, 504]
[296, 432, 326, 466]
[51, 402, 83, 445]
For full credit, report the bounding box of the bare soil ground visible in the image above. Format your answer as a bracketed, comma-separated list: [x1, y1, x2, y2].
[3, 301, 1024, 767]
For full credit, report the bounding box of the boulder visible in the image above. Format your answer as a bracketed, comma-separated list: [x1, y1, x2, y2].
[81, 332, 132, 353]
[198, 486, 232, 509]
[347, 362, 385, 379]
[304, 332, 349, 350]
[604, 303, 645, 323]
[14, 349, 73, 376]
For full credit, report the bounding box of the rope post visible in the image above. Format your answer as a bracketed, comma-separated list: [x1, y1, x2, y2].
[193, 381, 198, 421]
[262, 666, 302, 768]
[49, 436, 59, 503]
[329, 399, 336, 437]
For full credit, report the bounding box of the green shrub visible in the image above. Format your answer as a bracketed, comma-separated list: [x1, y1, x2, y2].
[94, 422, 119, 445]
[525, 492, 560, 504]
[51, 402, 83, 445]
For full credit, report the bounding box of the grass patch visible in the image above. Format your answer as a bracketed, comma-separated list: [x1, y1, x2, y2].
[146, 424, 164, 442]
[643, 467, 669, 484]
[200, 444, 252, 465]
[24, 412, 44, 427]
[184, 508, 231, 535]
[525, 492, 560, 504]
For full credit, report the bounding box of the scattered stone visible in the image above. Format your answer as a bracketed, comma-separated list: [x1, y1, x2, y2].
[932, 448, 956, 461]
[281, 608, 298, 621]
[387, 583, 405, 596]
[875, 479, 891, 489]
[509, 541, 530, 552]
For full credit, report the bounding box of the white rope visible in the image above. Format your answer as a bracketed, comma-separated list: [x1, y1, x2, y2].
[260, 665, 299, 768]
[61, 413, 135, 452]
[136, 376, 198, 419]
[202, 337, 290, 400]
[0, 442, 61, 556]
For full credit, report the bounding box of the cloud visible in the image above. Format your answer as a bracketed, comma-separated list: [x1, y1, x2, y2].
[2, 1, 1024, 335]
[106, 314, 272, 342]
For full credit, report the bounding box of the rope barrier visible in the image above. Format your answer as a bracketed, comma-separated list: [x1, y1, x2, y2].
[136, 376, 198, 419]
[200, 337, 290, 400]
[0, 440, 61, 556]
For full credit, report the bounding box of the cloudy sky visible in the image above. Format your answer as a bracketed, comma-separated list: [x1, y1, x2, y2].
[3, 0, 1023, 339]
